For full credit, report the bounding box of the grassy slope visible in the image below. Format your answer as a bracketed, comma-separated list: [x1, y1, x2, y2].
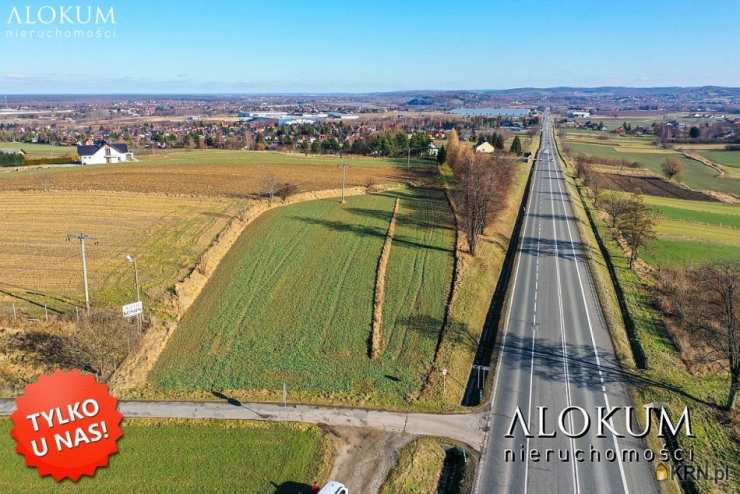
[565, 134, 740, 195]
[0, 419, 331, 494]
[556, 135, 739, 494]
[380, 437, 446, 494]
[151, 188, 455, 409]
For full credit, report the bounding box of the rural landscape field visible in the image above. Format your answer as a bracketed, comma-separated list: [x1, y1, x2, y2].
[0, 190, 241, 315]
[640, 196, 740, 266]
[152, 187, 456, 407]
[1, 2, 739, 491]
[0, 149, 428, 197]
[561, 129, 740, 196]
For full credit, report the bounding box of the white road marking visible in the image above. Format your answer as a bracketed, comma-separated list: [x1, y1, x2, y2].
[523, 195, 543, 494]
[546, 130, 581, 494]
[550, 126, 630, 494]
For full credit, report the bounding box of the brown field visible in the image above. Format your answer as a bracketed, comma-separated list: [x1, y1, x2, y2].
[591, 171, 715, 201]
[0, 150, 430, 197]
[0, 190, 242, 315]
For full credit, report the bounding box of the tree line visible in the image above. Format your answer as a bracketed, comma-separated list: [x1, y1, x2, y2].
[568, 137, 738, 412]
[445, 129, 517, 255]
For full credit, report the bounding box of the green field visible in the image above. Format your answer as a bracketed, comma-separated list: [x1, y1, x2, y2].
[640, 196, 740, 266]
[564, 132, 740, 195]
[698, 150, 740, 179]
[0, 419, 329, 493]
[0, 141, 74, 158]
[699, 150, 740, 169]
[151, 187, 455, 407]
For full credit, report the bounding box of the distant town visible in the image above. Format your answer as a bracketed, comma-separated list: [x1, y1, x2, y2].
[0, 87, 737, 165]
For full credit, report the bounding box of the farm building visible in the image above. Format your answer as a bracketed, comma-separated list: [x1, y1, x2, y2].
[76, 143, 134, 165]
[475, 142, 495, 154]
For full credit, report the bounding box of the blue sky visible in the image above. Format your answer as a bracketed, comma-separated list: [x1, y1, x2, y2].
[1, 0, 738, 93]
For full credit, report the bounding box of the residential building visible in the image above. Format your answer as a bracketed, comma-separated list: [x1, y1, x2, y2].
[76, 143, 134, 165]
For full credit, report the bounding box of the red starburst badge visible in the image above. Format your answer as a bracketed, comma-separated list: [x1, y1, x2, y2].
[10, 370, 123, 481]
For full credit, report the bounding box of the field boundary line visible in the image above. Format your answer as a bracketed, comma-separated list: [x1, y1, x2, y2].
[370, 197, 400, 359]
[417, 186, 461, 398]
[678, 148, 725, 177]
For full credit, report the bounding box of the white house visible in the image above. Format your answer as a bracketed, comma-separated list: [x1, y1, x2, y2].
[475, 142, 495, 154]
[76, 143, 133, 165]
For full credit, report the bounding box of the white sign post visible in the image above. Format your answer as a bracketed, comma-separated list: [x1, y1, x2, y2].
[122, 300, 143, 318]
[442, 367, 448, 395]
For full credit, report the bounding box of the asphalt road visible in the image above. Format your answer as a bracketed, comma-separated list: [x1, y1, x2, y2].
[0, 398, 486, 450]
[474, 115, 659, 494]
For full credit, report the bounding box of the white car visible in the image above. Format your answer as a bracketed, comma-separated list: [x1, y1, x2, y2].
[318, 481, 348, 494]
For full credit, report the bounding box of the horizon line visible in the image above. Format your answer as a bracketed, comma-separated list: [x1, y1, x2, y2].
[1, 84, 740, 98]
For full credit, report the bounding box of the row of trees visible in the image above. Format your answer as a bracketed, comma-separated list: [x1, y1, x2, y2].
[0, 151, 23, 167]
[349, 132, 432, 158]
[570, 146, 738, 411]
[446, 128, 516, 255]
[476, 132, 505, 150]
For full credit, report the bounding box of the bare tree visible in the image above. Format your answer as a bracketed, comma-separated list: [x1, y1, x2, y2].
[661, 158, 683, 181]
[616, 194, 657, 268]
[599, 191, 629, 228]
[261, 174, 279, 205]
[276, 182, 298, 202]
[697, 263, 739, 410]
[74, 310, 141, 381]
[459, 152, 514, 255]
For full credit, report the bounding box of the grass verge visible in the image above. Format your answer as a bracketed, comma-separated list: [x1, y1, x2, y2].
[0, 418, 332, 493]
[380, 437, 446, 494]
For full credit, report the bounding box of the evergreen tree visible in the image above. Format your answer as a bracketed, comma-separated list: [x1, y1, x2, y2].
[437, 145, 447, 165]
[510, 136, 522, 155]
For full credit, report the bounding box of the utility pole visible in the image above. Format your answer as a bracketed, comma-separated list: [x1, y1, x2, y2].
[338, 162, 348, 203]
[126, 255, 143, 333]
[68, 233, 96, 314]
